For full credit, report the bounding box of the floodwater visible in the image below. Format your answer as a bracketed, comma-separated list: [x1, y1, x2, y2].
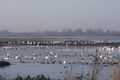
[0, 37, 120, 80]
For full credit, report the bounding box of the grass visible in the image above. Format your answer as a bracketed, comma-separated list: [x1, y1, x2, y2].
[0, 75, 51, 80]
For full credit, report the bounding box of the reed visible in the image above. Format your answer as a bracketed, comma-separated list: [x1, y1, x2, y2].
[112, 65, 120, 80]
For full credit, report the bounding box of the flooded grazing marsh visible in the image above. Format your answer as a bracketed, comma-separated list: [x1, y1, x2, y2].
[0, 38, 120, 80]
[0, 37, 120, 80]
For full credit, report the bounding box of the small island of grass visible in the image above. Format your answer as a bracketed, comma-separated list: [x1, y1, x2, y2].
[0, 61, 11, 67]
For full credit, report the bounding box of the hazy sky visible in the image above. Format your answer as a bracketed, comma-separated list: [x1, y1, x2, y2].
[0, 0, 120, 32]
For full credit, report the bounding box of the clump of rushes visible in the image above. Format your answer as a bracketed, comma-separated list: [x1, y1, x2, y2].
[15, 74, 51, 80]
[0, 75, 5, 80]
[0, 61, 11, 67]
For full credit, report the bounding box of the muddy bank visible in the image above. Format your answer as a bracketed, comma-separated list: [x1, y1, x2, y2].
[0, 37, 120, 47]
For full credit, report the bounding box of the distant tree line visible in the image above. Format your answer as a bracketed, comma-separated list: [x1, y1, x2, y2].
[0, 28, 120, 37]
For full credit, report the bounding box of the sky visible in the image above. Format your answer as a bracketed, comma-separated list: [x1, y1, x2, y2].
[0, 0, 120, 32]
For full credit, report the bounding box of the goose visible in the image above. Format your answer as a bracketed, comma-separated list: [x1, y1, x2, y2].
[15, 55, 21, 59]
[45, 56, 49, 59]
[54, 54, 58, 58]
[4, 57, 9, 60]
[63, 61, 66, 64]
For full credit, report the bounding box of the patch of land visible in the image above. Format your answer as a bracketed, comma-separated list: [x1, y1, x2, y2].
[0, 37, 120, 47]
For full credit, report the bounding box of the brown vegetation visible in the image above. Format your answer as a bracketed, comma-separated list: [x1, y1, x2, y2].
[111, 65, 120, 80]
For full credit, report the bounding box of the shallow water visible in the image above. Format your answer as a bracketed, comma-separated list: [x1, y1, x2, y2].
[0, 44, 120, 80]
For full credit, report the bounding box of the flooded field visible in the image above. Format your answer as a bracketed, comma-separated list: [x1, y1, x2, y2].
[0, 37, 120, 80]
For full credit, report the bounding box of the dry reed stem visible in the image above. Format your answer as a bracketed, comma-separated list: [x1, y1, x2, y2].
[112, 65, 120, 80]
